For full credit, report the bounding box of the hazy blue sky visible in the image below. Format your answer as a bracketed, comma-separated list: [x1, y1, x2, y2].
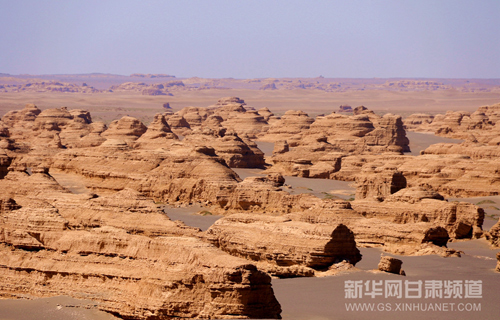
[1, 0, 499, 78]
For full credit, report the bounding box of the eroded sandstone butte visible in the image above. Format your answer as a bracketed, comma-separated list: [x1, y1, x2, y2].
[0, 171, 281, 319]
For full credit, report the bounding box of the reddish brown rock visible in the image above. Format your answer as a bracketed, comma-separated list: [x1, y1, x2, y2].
[183, 129, 265, 168]
[273, 140, 289, 155]
[378, 256, 404, 275]
[486, 220, 500, 248]
[403, 113, 435, 131]
[206, 213, 361, 276]
[262, 110, 314, 144]
[134, 113, 178, 149]
[0, 173, 282, 319]
[496, 252, 500, 272]
[355, 167, 407, 200]
[101, 116, 147, 144]
[0, 150, 11, 179]
[362, 114, 410, 152]
[1, 103, 41, 126]
[352, 187, 484, 239]
[165, 113, 191, 136]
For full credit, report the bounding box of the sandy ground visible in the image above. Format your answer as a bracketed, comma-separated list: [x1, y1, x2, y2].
[273, 240, 500, 320]
[406, 131, 463, 156]
[1, 89, 500, 124]
[0, 296, 118, 320]
[163, 204, 222, 231]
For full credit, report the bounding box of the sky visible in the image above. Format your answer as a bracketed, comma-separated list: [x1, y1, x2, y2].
[0, 0, 499, 78]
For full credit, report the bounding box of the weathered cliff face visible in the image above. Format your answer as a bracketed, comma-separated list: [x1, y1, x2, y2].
[0, 172, 282, 320]
[134, 113, 178, 149]
[362, 114, 410, 153]
[496, 252, 500, 272]
[355, 167, 407, 200]
[332, 152, 500, 198]
[101, 116, 148, 144]
[403, 113, 435, 131]
[486, 220, 500, 248]
[262, 110, 315, 145]
[291, 201, 454, 256]
[405, 103, 500, 141]
[0, 150, 11, 179]
[421, 141, 500, 159]
[48, 145, 242, 204]
[352, 187, 484, 239]
[183, 129, 265, 168]
[206, 214, 361, 276]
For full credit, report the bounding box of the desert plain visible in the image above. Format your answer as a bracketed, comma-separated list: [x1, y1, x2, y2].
[0, 73, 499, 320]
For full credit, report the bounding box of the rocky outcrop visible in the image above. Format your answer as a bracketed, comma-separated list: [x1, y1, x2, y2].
[486, 220, 500, 248]
[362, 114, 410, 152]
[101, 116, 147, 144]
[0, 81, 101, 93]
[422, 141, 500, 160]
[352, 187, 484, 239]
[1, 103, 41, 127]
[0, 172, 282, 319]
[355, 167, 407, 200]
[0, 150, 11, 178]
[496, 252, 500, 272]
[405, 103, 500, 142]
[262, 110, 314, 145]
[206, 213, 361, 276]
[403, 113, 435, 131]
[183, 129, 265, 168]
[134, 113, 178, 148]
[378, 256, 405, 275]
[110, 81, 183, 95]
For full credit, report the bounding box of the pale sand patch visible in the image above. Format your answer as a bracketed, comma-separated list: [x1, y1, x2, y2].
[0, 296, 118, 320]
[49, 169, 90, 194]
[406, 131, 463, 156]
[273, 242, 500, 320]
[163, 204, 222, 231]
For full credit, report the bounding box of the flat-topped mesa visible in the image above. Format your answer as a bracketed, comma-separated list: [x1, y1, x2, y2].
[352, 186, 485, 240]
[206, 213, 361, 277]
[216, 96, 246, 106]
[50, 142, 242, 204]
[421, 141, 500, 160]
[101, 116, 147, 144]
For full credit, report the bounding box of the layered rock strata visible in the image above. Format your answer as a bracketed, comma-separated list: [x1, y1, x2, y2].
[206, 213, 361, 277]
[0, 172, 282, 319]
